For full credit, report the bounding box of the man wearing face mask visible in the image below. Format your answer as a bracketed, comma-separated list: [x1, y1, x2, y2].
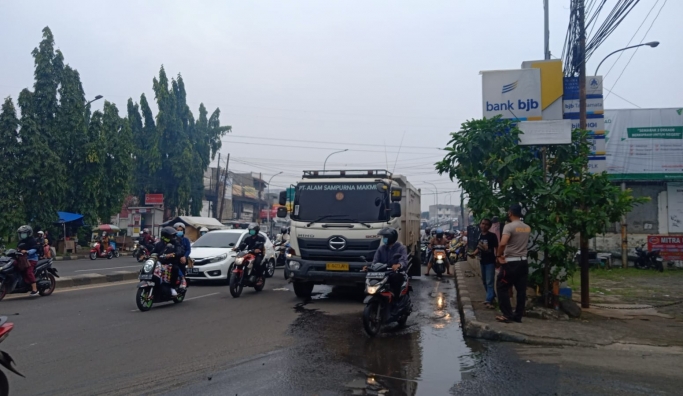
[372, 227, 408, 302]
[173, 223, 192, 290]
[235, 223, 267, 286]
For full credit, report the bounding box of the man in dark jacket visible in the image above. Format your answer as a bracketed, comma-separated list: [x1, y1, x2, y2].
[153, 226, 186, 295]
[372, 227, 408, 300]
[235, 223, 266, 285]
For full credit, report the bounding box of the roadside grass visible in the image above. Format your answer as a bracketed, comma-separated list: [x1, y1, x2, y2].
[568, 267, 683, 301]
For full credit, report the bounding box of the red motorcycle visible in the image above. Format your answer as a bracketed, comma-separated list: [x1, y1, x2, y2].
[229, 246, 266, 298]
[89, 240, 118, 260]
[0, 316, 24, 395]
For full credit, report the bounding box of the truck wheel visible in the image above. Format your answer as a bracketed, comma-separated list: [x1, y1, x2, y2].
[293, 281, 314, 298]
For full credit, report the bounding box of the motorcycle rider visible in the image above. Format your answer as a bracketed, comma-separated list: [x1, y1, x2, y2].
[98, 231, 110, 257]
[152, 226, 186, 296]
[199, 227, 209, 237]
[17, 225, 39, 296]
[234, 223, 266, 286]
[140, 229, 155, 253]
[371, 227, 408, 309]
[426, 228, 451, 276]
[174, 222, 192, 285]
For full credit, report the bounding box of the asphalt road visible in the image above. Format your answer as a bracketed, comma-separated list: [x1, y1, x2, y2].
[1, 269, 681, 395]
[54, 256, 143, 277]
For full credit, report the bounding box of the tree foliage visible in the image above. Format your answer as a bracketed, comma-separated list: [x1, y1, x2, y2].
[436, 117, 646, 283]
[0, 98, 25, 238]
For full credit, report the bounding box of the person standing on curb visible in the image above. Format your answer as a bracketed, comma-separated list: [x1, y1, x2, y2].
[495, 204, 531, 323]
[469, 218, 498, 309]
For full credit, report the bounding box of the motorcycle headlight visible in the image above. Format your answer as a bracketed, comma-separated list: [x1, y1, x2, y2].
[436, 254, 443, 260]
[234, 257, 244, 265]
[209, 253, 228, 263]
[366, 285, 380, 295]
[143, 259, 155, 273]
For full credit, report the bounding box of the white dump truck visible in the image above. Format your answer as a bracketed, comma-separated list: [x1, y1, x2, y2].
[276, 170, 421, 298]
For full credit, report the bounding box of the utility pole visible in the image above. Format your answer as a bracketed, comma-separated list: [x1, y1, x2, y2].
[544, 0, 551, 60]
[542, 0, 551, 306]
[578, 0, 590, 309]
[218, 154, 230, 222]
[215, 153, 221, 218]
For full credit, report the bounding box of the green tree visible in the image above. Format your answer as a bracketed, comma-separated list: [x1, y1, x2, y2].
[31, 27, 64, 142]
[80, 110, 106, 224]
[436, 117, 645, 285]
[17, 89, 66, 227]
[0, 97, 25, 240]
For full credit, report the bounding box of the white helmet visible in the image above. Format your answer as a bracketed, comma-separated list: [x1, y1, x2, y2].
[174, 222, 185, 230]
[199, 227, 208, 232]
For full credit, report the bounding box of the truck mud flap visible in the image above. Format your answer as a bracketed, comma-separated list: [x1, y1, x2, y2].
[408, 247, 422, 277]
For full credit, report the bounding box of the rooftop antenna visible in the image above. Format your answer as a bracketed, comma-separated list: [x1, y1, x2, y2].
[383, 140, 390, 171]
[391, 131, 406, 175]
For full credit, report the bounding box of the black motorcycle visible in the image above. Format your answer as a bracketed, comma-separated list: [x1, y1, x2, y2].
[362, 255, 413, 337]
[136, 254, 187, 311]
[634, 244, 663, 272]
[0, 250, 58, 301]
[0, 316, 24, 395]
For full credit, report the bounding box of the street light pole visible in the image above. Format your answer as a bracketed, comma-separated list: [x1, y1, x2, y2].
[424, 182, 438, 223]
[594, 42, 659, 76]
[266, 171, 283, 235]
[578, 0, 590, 309]
[323, 149, 348, 172]
[86, 95, 103, 107]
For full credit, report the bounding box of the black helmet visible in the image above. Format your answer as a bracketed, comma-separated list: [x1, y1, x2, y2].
[436, 228, 444, 238]
[160, 226, 177, 243]
[378, 227, 399, 245]
[281, 227, 288, 234]
[248, 223, 260, 236]
[17, 225, 33, 240]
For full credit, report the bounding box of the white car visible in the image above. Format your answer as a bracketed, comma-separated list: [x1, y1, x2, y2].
[187, 230, 276, 281]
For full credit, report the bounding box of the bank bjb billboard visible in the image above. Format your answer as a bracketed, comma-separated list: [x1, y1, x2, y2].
[482, 69, 542, 121]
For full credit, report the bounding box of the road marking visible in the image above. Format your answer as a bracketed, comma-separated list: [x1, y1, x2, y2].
[3, 280, 139, 300]
[74, 265, 140, 272]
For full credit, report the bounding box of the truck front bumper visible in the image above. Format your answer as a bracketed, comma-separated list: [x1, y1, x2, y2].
[287, 259, 367, 285]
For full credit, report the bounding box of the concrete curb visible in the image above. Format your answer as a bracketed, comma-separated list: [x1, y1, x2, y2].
[453, 262, 592, 348]
[55, 270, 139, 289]
[54, 252, 132, 261]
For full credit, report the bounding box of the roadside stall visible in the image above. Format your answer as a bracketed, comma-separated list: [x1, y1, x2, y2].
[55, 211, 85, 254]
[161, 216, 227, 242]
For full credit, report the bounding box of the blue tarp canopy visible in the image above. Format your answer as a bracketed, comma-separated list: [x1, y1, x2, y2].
[56, 211, 85, 226]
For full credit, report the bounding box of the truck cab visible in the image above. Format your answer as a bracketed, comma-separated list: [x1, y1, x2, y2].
[277, 169, 421, 298]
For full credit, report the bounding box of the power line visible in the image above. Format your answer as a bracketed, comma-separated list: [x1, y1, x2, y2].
[222, 134, 441, 151]
[607, 0, 667, 98]
[220, 139, 445, 155]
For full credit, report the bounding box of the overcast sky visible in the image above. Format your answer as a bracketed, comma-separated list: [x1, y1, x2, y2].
[1, 0, 681, 211]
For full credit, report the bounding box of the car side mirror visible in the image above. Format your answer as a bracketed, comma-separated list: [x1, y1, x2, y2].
[277, 207, 288, 218]
[390, 202, 401, 218]
[278, 191, 287, 206]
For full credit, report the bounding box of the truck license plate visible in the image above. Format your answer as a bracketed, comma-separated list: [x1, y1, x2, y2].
[326, 263, 349, 271]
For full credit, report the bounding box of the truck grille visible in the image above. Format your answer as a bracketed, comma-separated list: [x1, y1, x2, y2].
[297, 238, 380, 262]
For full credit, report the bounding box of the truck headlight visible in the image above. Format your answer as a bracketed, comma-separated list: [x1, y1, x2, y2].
[366, 285, 380, 295]
[288, 261, 300, 270]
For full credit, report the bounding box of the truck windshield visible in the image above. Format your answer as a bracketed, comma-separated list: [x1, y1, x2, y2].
[292, 182, 389, 222]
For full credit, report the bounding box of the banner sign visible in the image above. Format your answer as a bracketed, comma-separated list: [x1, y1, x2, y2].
[563, 76, 605, 173]
[145, 194, 163, 205]
[517, 120, 571, 145]
[648, 235, 683, 261]
[667, 183, 683, 233]
[482, 69, 542, 121]
[605, 108, 683, 180]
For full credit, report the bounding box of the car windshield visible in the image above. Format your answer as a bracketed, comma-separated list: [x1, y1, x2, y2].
[192, 232, 242, 248]
[292, 182, 390, 223]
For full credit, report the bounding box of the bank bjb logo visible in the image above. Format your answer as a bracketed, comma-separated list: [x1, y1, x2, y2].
[502, 81, 518, 94]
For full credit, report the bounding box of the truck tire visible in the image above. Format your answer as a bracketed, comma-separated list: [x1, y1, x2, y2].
[293, 281, 314, 298]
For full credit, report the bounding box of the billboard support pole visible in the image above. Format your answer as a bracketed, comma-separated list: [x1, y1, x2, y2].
[544, 0, 550, 60]
[621, 182, 628, 268]
[578, 0, 590, 309]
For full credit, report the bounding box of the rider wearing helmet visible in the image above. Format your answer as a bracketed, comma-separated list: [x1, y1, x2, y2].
[174, 222, 192, 287]
[152, 226, 186, 295]
[199, 227, 209, 237]
[372, 227, 408, 301]
[235, 223, 267, 285]
[99, 231, 110, 257]
[17, 225, 39, 296]
[140, 228, 154, 253]
[426, 228, 451, 276]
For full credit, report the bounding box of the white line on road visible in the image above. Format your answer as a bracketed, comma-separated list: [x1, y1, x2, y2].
[74, 265, 141, 272]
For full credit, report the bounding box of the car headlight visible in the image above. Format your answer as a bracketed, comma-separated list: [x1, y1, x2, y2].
[366, 285, 380, 295]
[288, 261, 300, 270]
[234, 257, 244, 265]
[209, 253, 228, 263]
[143, 259, 155, 273]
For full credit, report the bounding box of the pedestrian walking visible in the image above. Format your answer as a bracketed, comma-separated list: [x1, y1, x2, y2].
[469, 219, 498, 309]
[495, 204, 531, 323]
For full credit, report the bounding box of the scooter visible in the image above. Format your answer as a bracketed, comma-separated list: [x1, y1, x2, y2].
[0, 250, 58, 301]
[362, 254, 413, 337]
[0, 316, 24, 395]
[229, 246, 266, 298]
[431, 245, 448, 277]
[90, 240, 119, 260]
[634, 244, 663, 272]
[135, 253, 187, 311]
